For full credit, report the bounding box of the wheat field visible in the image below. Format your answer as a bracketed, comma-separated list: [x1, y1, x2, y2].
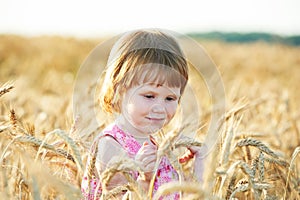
[0, 34, 300, 199]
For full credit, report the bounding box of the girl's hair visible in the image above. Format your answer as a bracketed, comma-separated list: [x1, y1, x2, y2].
[100, 29, 189, 113]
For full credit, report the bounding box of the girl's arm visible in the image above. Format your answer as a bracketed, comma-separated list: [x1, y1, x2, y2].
[96, 136, 129, 190]
[189, 146, 205, 182]
[96, 137, 157, 193]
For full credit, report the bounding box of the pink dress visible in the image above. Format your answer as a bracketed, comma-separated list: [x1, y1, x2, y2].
[81, 124, 180, 199]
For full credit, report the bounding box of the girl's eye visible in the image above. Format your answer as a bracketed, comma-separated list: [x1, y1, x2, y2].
[144, 94, 154, 99]
[166, 96, 176, 101]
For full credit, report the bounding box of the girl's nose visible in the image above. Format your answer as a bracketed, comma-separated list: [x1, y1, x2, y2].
[151, 103, 166, 113]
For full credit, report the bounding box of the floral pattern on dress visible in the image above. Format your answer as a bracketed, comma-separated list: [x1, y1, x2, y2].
[81, 176, 101, 200]
[81, 124, 179, 199]
[153, 157, 180, 199]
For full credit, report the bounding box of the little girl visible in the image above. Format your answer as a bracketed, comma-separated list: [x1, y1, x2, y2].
[81, 29, 203, 199]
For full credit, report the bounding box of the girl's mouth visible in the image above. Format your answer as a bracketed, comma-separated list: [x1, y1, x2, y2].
[146, 117, 165, 122]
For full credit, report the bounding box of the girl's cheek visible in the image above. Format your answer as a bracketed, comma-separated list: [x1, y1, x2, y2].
[167, 104, 178, 117]
[169, 102, 178, 110]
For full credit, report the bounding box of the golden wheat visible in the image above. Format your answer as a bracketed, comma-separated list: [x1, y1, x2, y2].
[236, 138, 279, 159]
[1, 35, 300, 199]
[0, 82, 14, 98]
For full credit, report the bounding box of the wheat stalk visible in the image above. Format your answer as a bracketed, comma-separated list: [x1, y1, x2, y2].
[40, 129, 84, 173]
[148, 127, 188, 198]
[221, 114, 243, 165]
[173, 138, 203, 149]
[9, 109, 18, 131]
[251, 155, 258, 179]
[13, 135, 75, 162]
[101, 185, 129, 199]
[225, 172, 237, 200]
[264, 157, 289, 167]
[31, 176, 42, 200]
[69, 115, 81, 138]
[258, 152, 265, 182]
[235, 138, 279, 159]
[229, 182, 249, 200]
[219, 160, 261, 199]
[152, 182, 205, 200]
[100, 157, 145, 199]
[284, 146, 300, 199]
[0, 82, 14, 98]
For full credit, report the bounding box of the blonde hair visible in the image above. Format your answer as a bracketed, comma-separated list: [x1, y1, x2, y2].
[100, 29, 188, 114]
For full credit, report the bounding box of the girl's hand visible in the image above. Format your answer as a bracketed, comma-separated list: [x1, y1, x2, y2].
[179, 148, 196, 163]
[135, 141, 157, 181]
[179, 146, 201, 163]
[179, 145, 206, 182]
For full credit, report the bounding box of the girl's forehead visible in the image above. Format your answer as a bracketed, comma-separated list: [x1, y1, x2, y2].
[132, 83, 181, 95]
[134, 64, 185, 84]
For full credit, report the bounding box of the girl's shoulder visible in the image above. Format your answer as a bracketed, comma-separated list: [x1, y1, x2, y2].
[92, 123, 117, 143]
[94, 123, 141, 156]
[93, 124, 128, 165]
[93, 123, 119, 146]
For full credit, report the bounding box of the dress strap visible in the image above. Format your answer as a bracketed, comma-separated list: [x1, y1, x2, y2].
[102, 133, 121, 145]
[86, 133, 121, 179]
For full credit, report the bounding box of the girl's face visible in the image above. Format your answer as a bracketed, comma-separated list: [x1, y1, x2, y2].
[119, 83, 181, 138]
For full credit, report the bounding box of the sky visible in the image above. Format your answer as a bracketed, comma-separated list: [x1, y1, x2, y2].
[0, 0, 299, 38]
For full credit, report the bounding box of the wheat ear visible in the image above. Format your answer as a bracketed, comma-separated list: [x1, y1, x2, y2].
[225, 172, 237, 200]
[100, 157, 145, 200]
[152, 182, 205, 200]
[284, 146, 300, 199]
[258, 152, 265, 182]
[14, 135, 75, 162]
[0, 82, 14, 98]
[43, 129, 84, 172]
[236, 138, 279, 159]
[229, 183, 249, 200]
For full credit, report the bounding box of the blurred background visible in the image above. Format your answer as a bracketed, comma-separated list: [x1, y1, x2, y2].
[0, 0, 299, 135]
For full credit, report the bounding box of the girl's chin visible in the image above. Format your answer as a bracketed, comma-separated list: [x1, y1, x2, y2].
[140, 125, 164, 134]
[130, 123, 161, 133]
